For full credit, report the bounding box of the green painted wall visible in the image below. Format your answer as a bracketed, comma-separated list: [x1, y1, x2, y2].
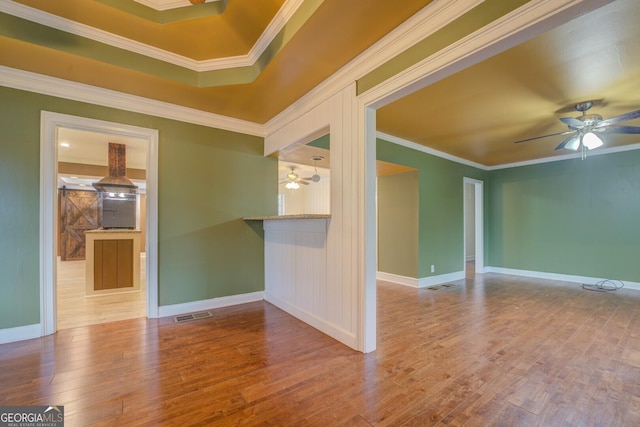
[377, 171, 419, 277]
[377, 139, 487, 278]
[0, 85, 277, 329]
[0, 88, 40, 329]
[488, 151, 640, 282]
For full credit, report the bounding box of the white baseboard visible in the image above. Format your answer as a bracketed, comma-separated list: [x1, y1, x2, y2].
[158, 291, 264, 318]
[376, 271, 419, 288]
[418, 271, 466, 288]
[377, 270, 467, 288]
[0, 323, 41, 345]
[485, 267, 640, 291]
[264, 292, 358, 350]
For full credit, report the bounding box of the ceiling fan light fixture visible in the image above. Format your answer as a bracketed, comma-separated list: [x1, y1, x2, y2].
[582, 132, 604, 150]
[564, 135, 581, 151]
[285, 181, 299, 190]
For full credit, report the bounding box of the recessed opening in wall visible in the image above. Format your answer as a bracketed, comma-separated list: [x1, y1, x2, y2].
[277, 133, 331, 215]
[56, 127, 148, 330]
[376, 163, 419, 280]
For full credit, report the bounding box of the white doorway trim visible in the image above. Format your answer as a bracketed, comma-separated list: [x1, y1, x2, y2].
[463, 177, 484, 274]
[40, 111, 159, 336]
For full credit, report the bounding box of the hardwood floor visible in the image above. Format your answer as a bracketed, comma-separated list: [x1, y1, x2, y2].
[56, 254, 146, 330]
[2, 273, 640, 425]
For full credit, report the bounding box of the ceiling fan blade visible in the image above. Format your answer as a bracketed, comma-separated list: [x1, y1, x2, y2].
[598, 125, 640, 134]
[559, 117, 584, 128]
[598, 109, 640, 126]
[298, 180, 309, 185]
[514, 130, 575, 144]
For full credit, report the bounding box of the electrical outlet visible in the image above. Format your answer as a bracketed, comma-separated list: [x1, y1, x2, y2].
[431, 264, 435, 273]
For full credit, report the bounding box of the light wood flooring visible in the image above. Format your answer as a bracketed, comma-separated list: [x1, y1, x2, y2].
[3, 272, 640, 425]
[56, 254, 146, 330]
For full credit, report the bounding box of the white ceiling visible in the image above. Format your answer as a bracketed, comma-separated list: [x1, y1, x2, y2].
[57, 127, 148, 193]
[57, 127, 148, 170]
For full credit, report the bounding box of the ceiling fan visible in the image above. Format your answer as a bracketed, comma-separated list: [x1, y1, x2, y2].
[515, 101, 640, 158]
[280, 167, 310, 190]
[280, 156, 324, 190]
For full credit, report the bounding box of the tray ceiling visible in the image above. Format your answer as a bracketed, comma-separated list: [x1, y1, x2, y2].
[1, 0, 638, 166]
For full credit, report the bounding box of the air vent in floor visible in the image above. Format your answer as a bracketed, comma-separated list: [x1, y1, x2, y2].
[426, 283, 456, 291]
[174, 311, 212, 323]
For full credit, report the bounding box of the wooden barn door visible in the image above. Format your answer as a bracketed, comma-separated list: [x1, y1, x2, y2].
[60, 189, 100, 261]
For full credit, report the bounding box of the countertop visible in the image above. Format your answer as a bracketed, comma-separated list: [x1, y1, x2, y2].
[86, 228, 142, 233]
[243, 214, 331, 221]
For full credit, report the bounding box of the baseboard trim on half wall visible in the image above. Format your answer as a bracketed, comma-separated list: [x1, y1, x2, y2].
[264, 292, 357, 349]
[376, 271, 419, 288]
[158, 291, 265, 318]
[0, 323, 41, 345]
[418, 271, 466, 288]
[377, 271, 466, 288]
[485, 267, 640, 291]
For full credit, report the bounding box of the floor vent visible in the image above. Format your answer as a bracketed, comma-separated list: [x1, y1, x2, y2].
[426, 283, 456, 291]
[174, 311, 212, 323]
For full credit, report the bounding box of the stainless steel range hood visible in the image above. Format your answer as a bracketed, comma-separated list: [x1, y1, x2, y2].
[92, 142, 138, 194]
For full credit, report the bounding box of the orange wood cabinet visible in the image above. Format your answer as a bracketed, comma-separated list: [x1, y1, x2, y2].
[93, 239, 134, 290]
[85, 230, 141, 296]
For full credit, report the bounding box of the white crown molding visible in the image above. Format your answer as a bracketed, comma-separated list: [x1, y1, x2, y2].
[357, 0, 612, 114]
[266, 0, 483, 136]
[378, 131, 640, 171]
[0, 66, 265, 136]
[487, 142, 640, 170]
[0, 0, 304, 72]
[266, 0, 619, 166]
[377, 131, 489, 170]
[247, 0, 305, 67]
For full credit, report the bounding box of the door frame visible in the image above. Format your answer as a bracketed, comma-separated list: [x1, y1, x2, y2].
[40, 111, 159, 336]
[463, 177, 484, 274]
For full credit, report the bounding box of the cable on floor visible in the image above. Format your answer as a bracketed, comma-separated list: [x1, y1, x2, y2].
[582, 279, 624, 292]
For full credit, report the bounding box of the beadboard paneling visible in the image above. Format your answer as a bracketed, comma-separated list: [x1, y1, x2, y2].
[264, 85, 362, 350]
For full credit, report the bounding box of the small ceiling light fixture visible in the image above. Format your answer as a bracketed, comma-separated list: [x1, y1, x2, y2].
[308, 156, 324, 182]
[280, 166, 309, 190]
[59, 142, 70, 148]
[562, 131, 604, 159]
[285, 181, 300, 190]
[582, 132, 604, 150]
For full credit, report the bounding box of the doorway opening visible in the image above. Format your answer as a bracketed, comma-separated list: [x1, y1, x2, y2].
[463, 178, 484, 278]
[56, 128, 148, 329]
[40, 112, 158, 336]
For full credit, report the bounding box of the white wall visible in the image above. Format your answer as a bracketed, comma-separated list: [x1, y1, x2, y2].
[465, 182, 475, 260]
[265, 84, 368, 351]
[279, 165, 330, 215]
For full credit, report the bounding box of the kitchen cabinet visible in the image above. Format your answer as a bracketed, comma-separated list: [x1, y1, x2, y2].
[93, 239, 133, 290]
[85, 229, 142, 295]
